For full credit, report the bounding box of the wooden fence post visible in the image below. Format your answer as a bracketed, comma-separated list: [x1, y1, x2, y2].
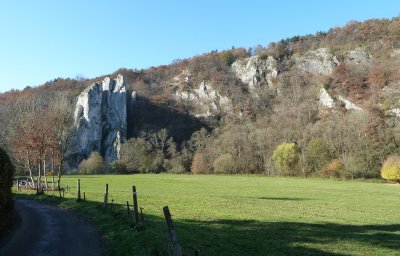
[83, 192, 86, 201]
[140, 207, 144, 225]
[77, 179, 81, 201]
[16, 179, 19, 191]
[132, 186, 139, 225]
[104, 184, 109, 208]
[59, 185, 62, 198]
[126, 201, 130, 217]
[163, 206, 182, 256]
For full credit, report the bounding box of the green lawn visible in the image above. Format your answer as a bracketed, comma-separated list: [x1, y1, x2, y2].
[15, 174, 400, 255]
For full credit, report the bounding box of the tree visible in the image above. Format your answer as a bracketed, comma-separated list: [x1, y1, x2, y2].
[381, 155, 400, 183]
[191, 152, 209, 174]
[0, 146, 15, 210]
[272, 142, 301, 175]
[79, 152, 104, 174]
[220, 50, 236, 66]
[109, 161, 127, 174]
[305, 138, 332, 174]
[47, 96, 74, 188]
[213, 153, 234, 174]
[322, 159, 343, 178]
[0, 95, 74, 189]
[119, 137, 156, 173]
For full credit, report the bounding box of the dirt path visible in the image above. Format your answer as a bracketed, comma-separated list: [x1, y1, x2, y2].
[0, 200, 102, 256]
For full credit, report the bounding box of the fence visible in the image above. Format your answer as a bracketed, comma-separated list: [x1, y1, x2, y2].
[15, 178, 197, 256]
[15, 178, 58, 191]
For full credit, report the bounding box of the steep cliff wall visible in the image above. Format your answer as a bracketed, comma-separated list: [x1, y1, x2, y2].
[66, 75, 129, 169]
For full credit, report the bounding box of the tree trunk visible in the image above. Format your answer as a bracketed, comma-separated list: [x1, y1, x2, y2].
[44, 158, 48, 189]
[57, 166, 62, 191]
[38, 162, 42, 192]
[26, 150, 35, 187]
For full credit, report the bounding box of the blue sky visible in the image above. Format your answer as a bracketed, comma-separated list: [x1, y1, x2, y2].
[0, 0, 399, 93]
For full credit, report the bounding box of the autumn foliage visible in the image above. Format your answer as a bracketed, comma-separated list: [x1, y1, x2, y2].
[381, 156, 400, 183]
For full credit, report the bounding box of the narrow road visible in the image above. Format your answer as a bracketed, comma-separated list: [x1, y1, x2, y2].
[0, 200, 102, 256]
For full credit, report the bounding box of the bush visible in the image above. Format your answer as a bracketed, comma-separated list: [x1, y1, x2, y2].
[79, 152, 104, 174]
[321, 159, 343, 178]
[45, 171, 55, 176]
[220, 51, 236, 66]
[191, 152, 209, 174]
[165, 157, 186, 174]
[213, 154, 234, 174]
[0, 146, 15, 210]
[381, 156, 400, 183]
[305, 139, 332, 174]
[272, 143, 301, 175]
[109, 161, 127, 174]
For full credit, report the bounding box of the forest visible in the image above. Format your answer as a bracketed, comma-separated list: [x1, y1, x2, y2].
[1, 17, 400, 181]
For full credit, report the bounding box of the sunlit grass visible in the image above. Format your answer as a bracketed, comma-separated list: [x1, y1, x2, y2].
[15, 174, 400, 255]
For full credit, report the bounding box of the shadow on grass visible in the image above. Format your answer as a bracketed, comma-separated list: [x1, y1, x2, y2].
[13, 193, 400, 256]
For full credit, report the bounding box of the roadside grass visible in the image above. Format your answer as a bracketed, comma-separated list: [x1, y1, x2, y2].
[14, 174, 400, 256]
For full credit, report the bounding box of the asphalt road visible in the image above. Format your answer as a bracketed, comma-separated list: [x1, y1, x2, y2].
[0, 200, 102, 256]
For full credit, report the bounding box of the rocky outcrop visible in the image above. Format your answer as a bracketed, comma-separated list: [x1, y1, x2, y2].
[337, 95, 363, 111]
[345, 48, 371, 65]
[232, 56, 278, 90]
[386, 108, 400, 117]
[319, 87, 335, 108]
[318, 86, 363, 112]
[296, 48, 339, 76]
[175, 81, 232, 117]
[66, 75, 128, 169]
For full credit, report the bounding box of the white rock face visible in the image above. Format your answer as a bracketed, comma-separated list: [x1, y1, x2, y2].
[318, 86, 363, 112]
[175, 81, 232, 117]
[296, 48, 339, 76]
[319, 87, 335, 108]
[345, 48, 371, 65]
[337, 95, 363, 111]
[386, 108, 400, 117]
[232, 56, 278, 90]
[67, 75, 127, 169]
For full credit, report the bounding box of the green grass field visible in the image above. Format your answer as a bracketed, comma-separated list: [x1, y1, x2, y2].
[15, 174, 400, 255]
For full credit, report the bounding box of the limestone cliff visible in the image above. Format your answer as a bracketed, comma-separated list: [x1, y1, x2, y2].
[66, 75, 129, 169]
[295, 48, 339, 76]
[232, 55, 278, 90]
[175, 81, 232, 117]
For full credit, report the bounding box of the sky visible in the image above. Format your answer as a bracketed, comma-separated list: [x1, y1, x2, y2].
[0, 0, 399, 93]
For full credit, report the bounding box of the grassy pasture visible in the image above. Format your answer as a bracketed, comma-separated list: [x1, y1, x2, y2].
[15, 174, 400, 255]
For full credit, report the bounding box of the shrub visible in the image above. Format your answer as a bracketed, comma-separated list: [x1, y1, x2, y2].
[109, 161, 127, 174]
[45, 171, 55, 176]
[322, 159, 343, 178]
[220, 51, 236, 66]
[213, 154, 234, 174]
[79, 152, 104, 174]
[0, 146, 15, 210]
[381, 156, 400, 183]
[191, 152, 208, 174]
[272, 142, 301, 175]
[165, 157, 186, 174]
[305, 138, 332, 174]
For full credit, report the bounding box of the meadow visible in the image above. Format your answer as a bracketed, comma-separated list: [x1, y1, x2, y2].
[15, 174, 400, 255]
